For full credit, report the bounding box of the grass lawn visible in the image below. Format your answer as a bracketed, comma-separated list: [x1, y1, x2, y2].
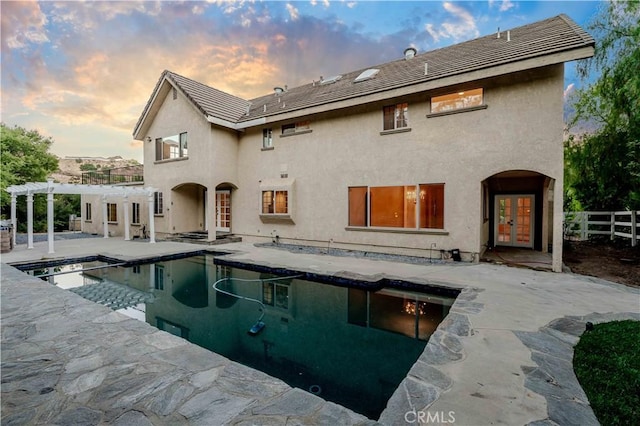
[573, 320, 640, 425]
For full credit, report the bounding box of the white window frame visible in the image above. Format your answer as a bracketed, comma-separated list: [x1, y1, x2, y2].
[132, 202, 140, 225]
[383, 103, 409, 131]
[154, 192, 164, 216]
[262, 128, 273, 149]
[85, 203, 92, 222]
[107, 203, 118, 223]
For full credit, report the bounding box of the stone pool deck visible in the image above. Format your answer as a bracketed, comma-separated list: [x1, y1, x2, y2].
[2, 238, 639, 425]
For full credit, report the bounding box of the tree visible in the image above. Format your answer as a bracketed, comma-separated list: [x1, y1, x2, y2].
[565, 2, 640, 211]
[1, 124, 59, 231]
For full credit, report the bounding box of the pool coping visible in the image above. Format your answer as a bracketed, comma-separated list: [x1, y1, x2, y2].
[2, 238, 639, 425]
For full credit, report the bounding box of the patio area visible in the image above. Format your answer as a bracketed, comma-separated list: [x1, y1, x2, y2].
[2, 236, 638, 425]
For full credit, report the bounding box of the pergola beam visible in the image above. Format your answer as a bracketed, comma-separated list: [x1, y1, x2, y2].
[6, 179, 158, 253]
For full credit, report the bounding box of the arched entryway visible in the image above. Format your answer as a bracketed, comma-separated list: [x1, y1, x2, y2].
[171, 183, 207, 234]
[481, 170, 557, 261]
[214, 182, 237, 236]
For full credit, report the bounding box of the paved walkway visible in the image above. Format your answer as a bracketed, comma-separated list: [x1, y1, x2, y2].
[2, 238, 639, 425]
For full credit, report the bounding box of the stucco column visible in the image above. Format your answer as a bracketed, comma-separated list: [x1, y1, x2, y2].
[26, 192, 34, 249]
[123, 195, 130, 241]
[147, 193, 156, 243]
[102, 195, 109, 239]
[10, 193, 17, 246]
[47, 180, 55, 254]
[552, 178, 563, 272]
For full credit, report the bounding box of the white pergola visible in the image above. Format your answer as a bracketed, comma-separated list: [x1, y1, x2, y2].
[6, 179, 158, 254]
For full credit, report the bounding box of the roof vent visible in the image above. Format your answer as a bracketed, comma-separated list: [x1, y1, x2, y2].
[274, 87, 284, 94]
[424, 62, 428, 76]
[404, 47, 417, 60]
[354, 68, 380, 83]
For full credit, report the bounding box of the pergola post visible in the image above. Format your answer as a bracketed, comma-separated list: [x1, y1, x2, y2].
[123, 194, 130, 241]
[102, 195, 109, 239]
[47, 179, 55, 254]
[26, 192, 34, 249]
[147, 193, 156, 243]
[10, 193, 16, 246]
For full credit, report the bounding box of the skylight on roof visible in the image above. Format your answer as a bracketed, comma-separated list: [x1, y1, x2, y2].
[354, 68, 380, 83]
[320, 75, 342, 85]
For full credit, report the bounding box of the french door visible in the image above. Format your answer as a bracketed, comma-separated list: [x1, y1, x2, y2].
[215, 190, 231, 232]
[494, 195, 534, 248]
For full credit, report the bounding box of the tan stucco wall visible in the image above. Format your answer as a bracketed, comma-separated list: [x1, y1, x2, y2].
[230, 65, 564, 261]
[141, 84, 239, 239]
[80, 192, 150, 239]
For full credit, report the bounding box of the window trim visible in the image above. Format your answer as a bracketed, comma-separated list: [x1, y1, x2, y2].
[262, 128, 273, 149]
[382, 103, 409, 131]
[85, 203, 92, 222]
[154, 132, 188, 162]
[154, 192, 164, 216]
[347, 184, 446, 231]
[259, 179, 295, 223]
[426, 104, 487, 118]
[107, 203, 118, 224]
[131, 202, 141, 225]
[428, 88, 485, 117]
[280, 121, 312, 138]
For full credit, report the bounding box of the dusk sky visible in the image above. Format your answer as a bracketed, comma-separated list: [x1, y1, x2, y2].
[1, 0, 601, 163]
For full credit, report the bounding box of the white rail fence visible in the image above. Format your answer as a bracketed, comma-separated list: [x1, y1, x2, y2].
[563, 210, 639, 247]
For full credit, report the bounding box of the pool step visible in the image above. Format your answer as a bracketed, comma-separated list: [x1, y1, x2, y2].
[166, 232, 242, 245]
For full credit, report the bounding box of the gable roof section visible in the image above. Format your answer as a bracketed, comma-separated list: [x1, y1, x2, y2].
[133, 70, 250, 138]
[133, 14, 594, 136]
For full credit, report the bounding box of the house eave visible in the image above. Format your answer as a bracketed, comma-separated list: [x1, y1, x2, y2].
[237, 46, 594, 128]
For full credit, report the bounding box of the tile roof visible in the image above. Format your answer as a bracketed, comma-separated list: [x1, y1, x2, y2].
[164, 72, 251, 123]
[134, 14, 593, 133]
[241, 14, 593, 122]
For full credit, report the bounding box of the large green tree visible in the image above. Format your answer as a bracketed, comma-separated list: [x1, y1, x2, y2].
[565, 1, 640, 211]
[1, 123, 59, 231]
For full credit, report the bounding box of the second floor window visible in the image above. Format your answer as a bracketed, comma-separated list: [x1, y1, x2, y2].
[263, 128, 273, 149]
[431, 88, 483, 114]
[281, 121, 310, 135]
[155, 132, 188, 161]
[383, 103, 409, 130]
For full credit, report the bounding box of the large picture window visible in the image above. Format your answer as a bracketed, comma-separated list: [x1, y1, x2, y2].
[348, 184, 444, 229]
[155, 132, 188, 161]
[431, 88, 483, 114]
[383, 103, 409, 130]
[262, 190, 288, 214]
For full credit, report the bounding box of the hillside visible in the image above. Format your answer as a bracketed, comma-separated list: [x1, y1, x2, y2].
[52, 156, 141, 184]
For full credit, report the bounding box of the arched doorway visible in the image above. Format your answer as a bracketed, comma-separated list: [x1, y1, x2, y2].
[215, 183, 237, 235]
[481, 170, 555, 253]
[171, 183, 207, 234]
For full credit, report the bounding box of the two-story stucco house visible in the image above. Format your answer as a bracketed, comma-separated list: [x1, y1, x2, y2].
[82, 15, 594, 272]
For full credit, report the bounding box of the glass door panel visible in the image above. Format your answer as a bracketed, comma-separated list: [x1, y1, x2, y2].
[495, 195, 533, 248]
[216, 191, 231, 232]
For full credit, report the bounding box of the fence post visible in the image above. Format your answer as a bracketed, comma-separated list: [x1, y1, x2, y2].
[610, 212, 615, 241]
[582, 212, 588, 240]
[632, 211, 637, 247]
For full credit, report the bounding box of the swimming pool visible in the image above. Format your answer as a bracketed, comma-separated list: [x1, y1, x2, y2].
[22, 253, 458, 419]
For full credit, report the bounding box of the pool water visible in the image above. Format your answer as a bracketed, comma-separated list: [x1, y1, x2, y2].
[26, 254, 456, 419]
